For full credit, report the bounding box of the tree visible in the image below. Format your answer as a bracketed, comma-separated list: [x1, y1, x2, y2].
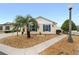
[14, 16, 25, 36]
[61, 19, 77, 33]
[23, 15, 38, 38]
[13, 23, 19, 36]
[14, 15, 38, 38]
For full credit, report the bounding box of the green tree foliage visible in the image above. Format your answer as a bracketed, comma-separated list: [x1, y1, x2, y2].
[14, 15, 38, 38]
[61, 19, 77, 32]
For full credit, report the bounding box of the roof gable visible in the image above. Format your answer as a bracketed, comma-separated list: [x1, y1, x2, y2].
[36, 16, 57, 24]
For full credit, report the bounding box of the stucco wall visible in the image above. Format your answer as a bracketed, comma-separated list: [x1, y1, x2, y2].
[30, 17, 57, 34]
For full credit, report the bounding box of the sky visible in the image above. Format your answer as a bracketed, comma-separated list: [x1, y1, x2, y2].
[0, 3, 79, 28]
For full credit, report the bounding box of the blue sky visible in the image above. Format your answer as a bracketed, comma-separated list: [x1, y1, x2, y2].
[0, 3, 79, 28]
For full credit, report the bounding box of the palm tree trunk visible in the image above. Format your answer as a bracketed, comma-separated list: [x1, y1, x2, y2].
[26, 24, 30, 38]
[16, 26, 18, 36]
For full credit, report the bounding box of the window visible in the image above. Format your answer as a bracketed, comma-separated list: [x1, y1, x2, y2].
[5, 26, 10, 30]
[0, 26, 3, 30]
[43, 24, 51, 32]
[30, 25, 37, 31]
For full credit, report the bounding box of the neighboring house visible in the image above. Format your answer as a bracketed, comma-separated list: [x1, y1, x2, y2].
[27, 16, 57, 34]
[0, 22, 14, 32]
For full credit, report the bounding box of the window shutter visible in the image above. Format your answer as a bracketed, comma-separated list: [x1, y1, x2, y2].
[43, 24, 45, 32]
[49, 25, 51, 32]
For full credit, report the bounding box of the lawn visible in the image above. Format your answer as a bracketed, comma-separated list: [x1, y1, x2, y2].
[40, 35, 79, 55]
[0, 34, 57, 48]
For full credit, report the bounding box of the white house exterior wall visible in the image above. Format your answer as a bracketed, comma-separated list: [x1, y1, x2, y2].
[30, 17, 57, 34]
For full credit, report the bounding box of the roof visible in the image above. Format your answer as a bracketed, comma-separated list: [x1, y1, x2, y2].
[0, 22, 13, 25]
[36, 16, 57, 24]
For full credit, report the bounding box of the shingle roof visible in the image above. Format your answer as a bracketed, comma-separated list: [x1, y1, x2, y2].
[0, 22, 13, 25]
[36, 16, 57, 24]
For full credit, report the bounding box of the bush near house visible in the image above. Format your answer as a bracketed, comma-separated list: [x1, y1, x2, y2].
[61, 19, 77, 34]
[56, 30, 61, 34]
[4, 30, 12, 33]
[4, 29, 20, 33]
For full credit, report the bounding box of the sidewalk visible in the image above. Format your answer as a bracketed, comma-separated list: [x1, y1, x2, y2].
[0, 34, 66, 55]
[0, 32, 20, 39]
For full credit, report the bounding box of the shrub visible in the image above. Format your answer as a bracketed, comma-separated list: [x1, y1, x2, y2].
[4, 30, 12, 33]
[56, 30, 61, 34]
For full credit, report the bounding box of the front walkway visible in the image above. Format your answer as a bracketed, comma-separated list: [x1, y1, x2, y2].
[0, 34, 67, 55]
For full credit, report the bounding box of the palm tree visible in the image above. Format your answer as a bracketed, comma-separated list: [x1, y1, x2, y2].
[13, 23, 19, 36]
[14, 16, 25, 36]
[23, 15, 38, 38]
[14, 15, 38, 38]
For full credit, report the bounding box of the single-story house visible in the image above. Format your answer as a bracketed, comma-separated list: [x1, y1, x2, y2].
[0, 16, 57, 34]
[0, 22, 14, 33]
[25, 16, 57, 34]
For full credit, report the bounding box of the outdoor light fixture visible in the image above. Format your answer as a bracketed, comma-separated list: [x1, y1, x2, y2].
[68, 4, 73, 43]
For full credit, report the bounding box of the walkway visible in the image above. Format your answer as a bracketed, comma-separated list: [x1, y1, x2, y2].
[0, 34, 67, 55]
[0, 32, 18, 39]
